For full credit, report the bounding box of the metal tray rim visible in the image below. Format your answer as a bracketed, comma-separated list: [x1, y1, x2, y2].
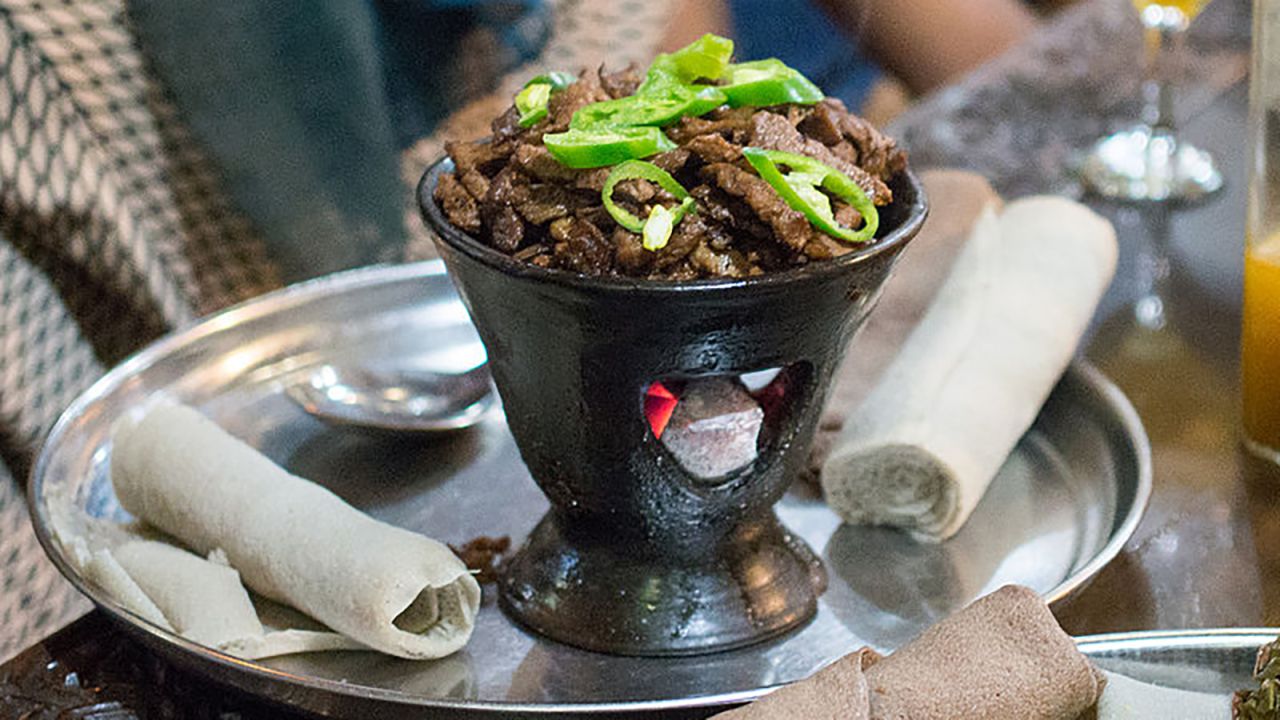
[25, 260, 1154, 716]
[1077, 627, 1280, 654]
[1041, 361, 1153, 605]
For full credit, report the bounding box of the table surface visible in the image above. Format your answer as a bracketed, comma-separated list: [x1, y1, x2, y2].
[1, 0, 1270, 716]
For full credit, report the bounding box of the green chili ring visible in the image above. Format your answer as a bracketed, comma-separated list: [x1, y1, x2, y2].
[601, 160, 695, 232]
[516, 83, 553, 127]
[515, 71, 577, 128]
[742, 147, 880, 244]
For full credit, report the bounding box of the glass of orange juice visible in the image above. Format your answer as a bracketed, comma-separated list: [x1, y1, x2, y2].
[1243, 0, 1280, 461]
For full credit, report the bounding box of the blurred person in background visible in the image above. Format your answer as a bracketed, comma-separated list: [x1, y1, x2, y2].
[125, 0, 553, 283]
[665, 0, 1073, 122]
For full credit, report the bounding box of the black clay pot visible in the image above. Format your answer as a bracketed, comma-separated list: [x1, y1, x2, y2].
[419, 157, 927, 656]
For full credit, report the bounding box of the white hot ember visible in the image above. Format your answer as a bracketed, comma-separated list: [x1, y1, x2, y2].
[661, 377, 764, 480]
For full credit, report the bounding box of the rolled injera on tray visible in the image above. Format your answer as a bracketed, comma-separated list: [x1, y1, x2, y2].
[111, 540, 264, 650]
[111, 403, 481, 660]
[82, 546, 172, 630]
[713, 585, 1100, 719]
[864, 585, 1104, 719]
[822, 197, 1117, 541]
[713, 649, 878, 719]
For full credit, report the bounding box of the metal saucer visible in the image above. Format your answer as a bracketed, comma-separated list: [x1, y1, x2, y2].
[285, 362, 494, 434]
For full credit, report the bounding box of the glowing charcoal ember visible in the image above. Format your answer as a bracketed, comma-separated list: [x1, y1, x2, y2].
[660, 378, 763, 480]
[644, 382, 679, 438]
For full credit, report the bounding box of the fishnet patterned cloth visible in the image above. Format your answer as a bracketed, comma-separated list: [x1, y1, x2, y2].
[2, 0, 280, 318]
[0, 0, 280, 663]
[0, 0, 672, 665]
[0, 238, 100, 663]
[0, 463, 90, 665]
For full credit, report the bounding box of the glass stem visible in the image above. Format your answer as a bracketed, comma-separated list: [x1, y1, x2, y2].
[1155, 26, 1178, 132]
[1134, 208, 1172, 330]
[1140, 9, 1188, 135]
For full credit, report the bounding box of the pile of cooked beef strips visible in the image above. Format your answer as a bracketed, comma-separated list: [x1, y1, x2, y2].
[435, 67, 907, 280]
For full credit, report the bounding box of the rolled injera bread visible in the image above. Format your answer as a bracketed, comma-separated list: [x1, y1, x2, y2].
[712, 649, 879, 719]
[112, 540, 264, 650]
[111, 403, 481, 660]
[54, 511, 364, 658]
[112, 541, 368, 658]
[822, 197, 1117, 541]
[83, 547, 173, 631]
[865, 585, 1104, 719]
[1095, 670, 1230, 719]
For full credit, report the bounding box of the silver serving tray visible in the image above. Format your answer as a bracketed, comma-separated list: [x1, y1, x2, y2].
[1079, 628, 1275, 694]
[29, 260, 1152, 718]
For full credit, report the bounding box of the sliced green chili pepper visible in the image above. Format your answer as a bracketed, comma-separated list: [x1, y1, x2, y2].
[742, 147, 879, 243]
[542, 35, 831, 169]
[643, 205, 677, 251]
[601, 160, 696, 250]
[570, 84, 727, 130]
[601, 159, 694, 231]
[569, 34, 733, 133]
[544, 127, 677, 168]
[643, 33, 735, 89]
[516, 83, 553, 127]
[721, 59, 824, 107]
[515, 71, 577, 128]
[529, 71, 576, 90]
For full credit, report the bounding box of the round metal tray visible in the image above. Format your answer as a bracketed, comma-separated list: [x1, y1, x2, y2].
[1079, 628, 1275, 694]
[29, 260, 1151, 718]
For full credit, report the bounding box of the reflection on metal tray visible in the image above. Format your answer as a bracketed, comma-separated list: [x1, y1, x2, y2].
[30, 261, 1152, 718]
[1079, 628, 1277, 694]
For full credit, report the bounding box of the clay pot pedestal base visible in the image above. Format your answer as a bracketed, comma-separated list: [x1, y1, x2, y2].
[501, 510, 827, 656]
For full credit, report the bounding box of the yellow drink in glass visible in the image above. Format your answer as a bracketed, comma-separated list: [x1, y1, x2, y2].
[1243, 236, 1280, 454]
[1132, 0, 1209, 20]
[1244, 0, 1280, 460]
